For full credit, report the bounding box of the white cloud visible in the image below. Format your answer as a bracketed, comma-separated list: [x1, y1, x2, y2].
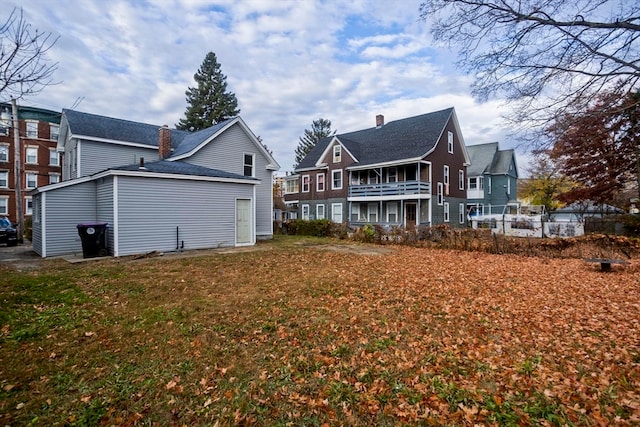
[3, 0, 521, 173]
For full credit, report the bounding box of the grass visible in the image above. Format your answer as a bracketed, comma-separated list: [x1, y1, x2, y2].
[1, 236, 639, 425]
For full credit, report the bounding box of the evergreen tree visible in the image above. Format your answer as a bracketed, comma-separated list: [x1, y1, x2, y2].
[176, 52, 239, 131]
[294, 118, 336, 167]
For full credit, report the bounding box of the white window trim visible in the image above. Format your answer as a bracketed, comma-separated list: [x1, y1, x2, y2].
[447, 131, 454, 154]
[26, 146, 38, 164]
[350, 203, 360, 222]
[367, 203, 378, 222]
[26, 120, 38, 138]
[25, 196, 33, 215]
[0, 144, 8, 162]
[48, 173, 60, 184]
[387, 202, 398, 223]
[0, 170, 9, 188]
[302, 174, 310, 193]
[387, 167, 397, 183]
[331, 203, 343, 223]
[316, 173, 325, 192]
[0, 196, 8, 215]
[243, 152, 255, 177]
[444, 202, 450, 222]
[331, 169, 343, 190]
[316, 204, 325, 220]
[458, 170, 464, 190]
[488, 177, 492, 194]
[49, 149, 60, 166]
[25, 171, 38, 189]
[437, 182, 443, 206]
[459, 203, 465, 224]
[301, 204, 310, 220]
[333, 145, 341, 163]
[50, 124, 60, 141]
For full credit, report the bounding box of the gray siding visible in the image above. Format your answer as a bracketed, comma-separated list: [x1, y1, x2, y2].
[79, 139, 157, 178]
[96, 177, 114, 254]
[32, 195, 43, 255]
[42, 181, 97, 257]
[116, 176, 254, 257]
[184, 123, 274, 239]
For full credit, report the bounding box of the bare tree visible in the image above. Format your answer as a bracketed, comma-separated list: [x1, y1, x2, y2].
[1, 7, 59, 100]
[419, 0, 640, 142]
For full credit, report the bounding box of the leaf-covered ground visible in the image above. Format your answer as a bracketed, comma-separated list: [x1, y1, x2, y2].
[1, 237, 639, 425]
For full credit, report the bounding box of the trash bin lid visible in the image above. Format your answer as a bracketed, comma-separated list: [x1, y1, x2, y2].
[77, 222, 109, 228]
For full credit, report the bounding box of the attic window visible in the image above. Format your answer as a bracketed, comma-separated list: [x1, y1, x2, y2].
[447, 131, 454, 154]
[243, 153, 254, 177]
[333, 145, 341, 163]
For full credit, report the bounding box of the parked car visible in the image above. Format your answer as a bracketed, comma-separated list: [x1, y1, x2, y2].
[0, 217, 18, 246]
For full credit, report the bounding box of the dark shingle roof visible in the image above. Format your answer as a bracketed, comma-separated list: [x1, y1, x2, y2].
[63, 109, 189, 149]
[467, 143, 498, 176]
[296, 108, 454, 170]
[110, 160, 257, 181]
[170, 118, 236, 157]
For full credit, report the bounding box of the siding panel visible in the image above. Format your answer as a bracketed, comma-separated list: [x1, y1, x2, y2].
[44, 182, 97, 257]
[80, 140, 157, 177]
[96, 177, 114, 254]
[116, 176, 254, 256]
[184, 123, 273, 239]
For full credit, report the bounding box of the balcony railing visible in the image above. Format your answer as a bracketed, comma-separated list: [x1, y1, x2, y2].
[349, 180, 431, 198]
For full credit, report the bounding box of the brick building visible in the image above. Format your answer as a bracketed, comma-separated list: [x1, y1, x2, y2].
[0, 102, 62, 225]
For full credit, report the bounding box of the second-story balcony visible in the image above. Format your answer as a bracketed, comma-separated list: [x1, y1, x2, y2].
[349, 180, 431, 199]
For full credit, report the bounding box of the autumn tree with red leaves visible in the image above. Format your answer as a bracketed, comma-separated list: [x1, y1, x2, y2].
[547, 89, 640, 206]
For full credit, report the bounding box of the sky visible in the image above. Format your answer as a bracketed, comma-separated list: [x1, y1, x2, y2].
[5, 0, 523, 174]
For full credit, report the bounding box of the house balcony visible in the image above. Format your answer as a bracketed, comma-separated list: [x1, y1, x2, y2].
[348, 180, 431, 200]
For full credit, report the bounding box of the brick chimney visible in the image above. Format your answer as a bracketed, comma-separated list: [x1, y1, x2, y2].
[158, 125, 172, 159]
[376, 114, 384, 127]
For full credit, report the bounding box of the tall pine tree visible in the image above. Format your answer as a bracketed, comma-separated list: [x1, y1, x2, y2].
[294, 118, 336, 167]
[177, 52, 240, 131]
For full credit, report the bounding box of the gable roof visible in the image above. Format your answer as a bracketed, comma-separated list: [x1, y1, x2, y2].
[296, 108, 463, 170]
[58, 110, 280, 170]
[111, 160, 258, 181]
[466, 142, 518, 177]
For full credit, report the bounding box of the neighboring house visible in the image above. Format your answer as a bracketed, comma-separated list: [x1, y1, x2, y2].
[466, 142, 518, 217]
[31, 110, 279, 257]
[0, 103, 62, 223]
[284, 108, 470, 228]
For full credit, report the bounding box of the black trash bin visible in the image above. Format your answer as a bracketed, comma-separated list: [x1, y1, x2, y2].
[77, 222, 109, 258]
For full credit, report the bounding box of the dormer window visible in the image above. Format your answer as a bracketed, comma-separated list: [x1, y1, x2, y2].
[333, 145, 341, 163]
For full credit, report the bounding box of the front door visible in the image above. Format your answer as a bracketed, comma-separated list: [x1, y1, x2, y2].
[236, 199, 252, 245]
[405, 203, 416, 228]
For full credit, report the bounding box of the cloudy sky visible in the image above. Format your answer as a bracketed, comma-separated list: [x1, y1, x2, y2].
[6, 0, 520, 173]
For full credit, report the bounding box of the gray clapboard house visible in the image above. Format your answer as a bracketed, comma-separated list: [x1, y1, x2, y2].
[30, 110, 279, 257]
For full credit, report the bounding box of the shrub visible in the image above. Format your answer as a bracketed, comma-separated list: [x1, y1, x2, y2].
[287, 219, 333, 237]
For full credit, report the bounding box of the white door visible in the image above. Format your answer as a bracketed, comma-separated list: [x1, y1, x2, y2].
[236, 199, 252, 245]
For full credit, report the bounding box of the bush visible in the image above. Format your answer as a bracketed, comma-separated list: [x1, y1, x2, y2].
[287, 219, 334, 237]
[621, 214, 640, 236]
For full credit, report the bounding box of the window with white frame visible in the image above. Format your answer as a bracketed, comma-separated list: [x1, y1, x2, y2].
[387, 202, 398, 223]
[387, 167, 397, 183]
[25, 197, 33, 215]
[459, 203, 465, 223]
[350, 204, 360, 222]
[316, 204, 325, 220]
[332, 169, 342, 190]
[48, 173, 60, 184]
[285, 178, 299, 194]
[26, 146, 38, 164]
[302, 175, 310, 192]
[243, 153, 254, 177]
[507, 179, 511, 195]
[331, 203, 343, 223]
[50, 124, 59, 141]
[437, 182, 443, 205]
[301, 204, 310, 220]
[488, 177, 492, 194]
[333, 145, 341, 163]
[458, 170, 464, 190]
[447, 131, 454, 153]
[33, 198, 40, 222]
[368, 203, 378, 222]
[0, 170, 8, 188]
[26, 172, 38, 189]
[468, 176, 484, 190]
[0, 144, 8, 162]
[316, 173, 325, 192]
[26, 121, 38, 138]
[49, 149, 59, 166]
[0, 196, 8, 215]
[443, 165, 449, 195]
[444, 202, 450, 222]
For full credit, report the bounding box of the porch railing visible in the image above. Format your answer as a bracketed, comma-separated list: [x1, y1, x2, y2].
[349, 180, 431, 198]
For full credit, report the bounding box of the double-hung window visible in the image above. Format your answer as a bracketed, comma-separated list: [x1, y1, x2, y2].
[26, 121, 38, 138]
[50, 124, 60, 141]
[26, 146, 38, 164]
[316, 204, 325, 220]
[443, 165, 449, 195]
[26, 172, 38, 189]
[331, 170, 342, 190]
[333, 145, 341, 163]
[437, 182, 444, 205]
[0, 171, 8, 188]
[316, 173, 325, 192]
[458, 170, 464, 190]
[331, 203, 343, 223]
[444, 202, 450, 222]
[447, 131, 454, 153]
[0, 145, 8, 162]
[49, 149, 60, 166]
[302, 175, 310, 192]
[243, 153, 254, 177]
